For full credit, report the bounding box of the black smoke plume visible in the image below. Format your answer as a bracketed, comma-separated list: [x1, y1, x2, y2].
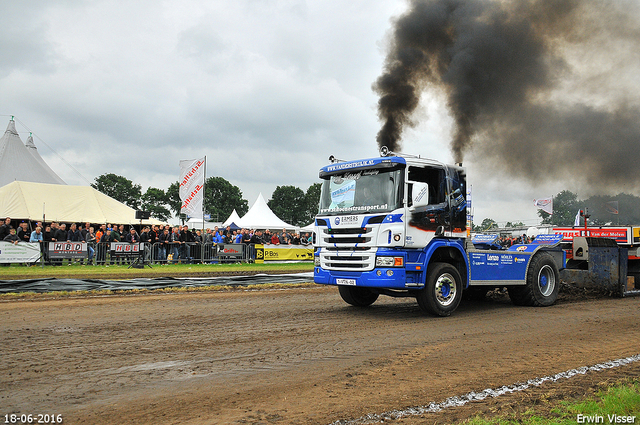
[374, 0, 640, 190]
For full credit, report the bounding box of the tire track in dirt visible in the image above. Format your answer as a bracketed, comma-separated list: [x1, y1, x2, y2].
[1, 287, 639, 424]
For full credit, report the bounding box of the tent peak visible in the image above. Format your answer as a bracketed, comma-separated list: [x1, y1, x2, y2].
[4, 119, 18, 136]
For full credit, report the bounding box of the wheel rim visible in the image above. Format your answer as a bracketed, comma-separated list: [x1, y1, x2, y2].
[538, 265, 556, 296]
[435, 273, 457, 306]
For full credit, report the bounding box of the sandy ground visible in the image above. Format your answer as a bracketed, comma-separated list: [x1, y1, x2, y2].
[1, 285, 639, 424]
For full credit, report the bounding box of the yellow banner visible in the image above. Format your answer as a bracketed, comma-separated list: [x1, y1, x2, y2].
[254, 244, 313, 263]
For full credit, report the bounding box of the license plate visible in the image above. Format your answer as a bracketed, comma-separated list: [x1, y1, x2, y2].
[336, 278, 356, 286]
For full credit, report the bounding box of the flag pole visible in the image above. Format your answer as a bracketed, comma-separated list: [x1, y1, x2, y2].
[202, 156, 206, 232]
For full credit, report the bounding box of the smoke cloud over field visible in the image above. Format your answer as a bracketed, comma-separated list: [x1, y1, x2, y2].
[374, 0, 640, 190]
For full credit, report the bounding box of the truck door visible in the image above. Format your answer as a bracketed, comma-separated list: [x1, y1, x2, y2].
[406, 165, 449, 233]
[446, 168, 467, 234]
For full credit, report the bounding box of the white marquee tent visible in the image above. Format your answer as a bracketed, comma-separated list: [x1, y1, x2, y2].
[0, 119, 66, 187]
[222, 209, 242, 227]
[235, 193, 295, 230]
[0, 181, 164, 225]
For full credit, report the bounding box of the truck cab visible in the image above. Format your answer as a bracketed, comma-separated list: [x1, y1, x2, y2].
[314, 148, 563, 316]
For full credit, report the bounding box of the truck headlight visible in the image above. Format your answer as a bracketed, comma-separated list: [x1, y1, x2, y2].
[315, 256, 320, 266]
[376, 256, 403, 267]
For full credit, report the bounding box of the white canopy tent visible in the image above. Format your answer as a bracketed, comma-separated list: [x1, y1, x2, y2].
[235, 193, 295, 230]
[0, 119, 66, 187]
[182, 217, 221, 230]
[301, 222, 315, 232]
[0, 181, 164, 225]
[222, 209, 242, 227]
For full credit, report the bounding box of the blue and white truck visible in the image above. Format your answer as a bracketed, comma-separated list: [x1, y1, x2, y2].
[313, 148, 565, 316]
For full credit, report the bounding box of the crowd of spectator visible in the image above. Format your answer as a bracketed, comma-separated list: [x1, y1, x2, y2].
[496, 233, 534, 248]
[0, 217, 313, 266]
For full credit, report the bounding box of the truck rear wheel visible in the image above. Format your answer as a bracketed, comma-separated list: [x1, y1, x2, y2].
[508, 252, 559, 307]
[338, 286, 379, 307]
[417, 262, 463, 317]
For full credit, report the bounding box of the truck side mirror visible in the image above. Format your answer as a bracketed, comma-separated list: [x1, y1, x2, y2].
[410, 182, 429, 210]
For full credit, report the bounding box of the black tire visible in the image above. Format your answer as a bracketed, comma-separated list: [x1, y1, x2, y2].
[416, 262, 463, 317]
[508, 252, 559, 307]
[338, 286, 379, 307]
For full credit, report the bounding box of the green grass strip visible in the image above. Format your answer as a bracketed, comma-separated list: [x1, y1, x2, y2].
[463, 379, 640, 424]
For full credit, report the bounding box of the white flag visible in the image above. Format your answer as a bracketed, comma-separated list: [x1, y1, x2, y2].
[179, 157, 205, 219]
[574, 209, 581, 226]
[533, 197, 553, 215]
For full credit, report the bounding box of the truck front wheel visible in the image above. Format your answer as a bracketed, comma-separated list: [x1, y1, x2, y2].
[338, 286, 379, 307]
[508, 252, 559, 306]
[417, 262, 463, 317]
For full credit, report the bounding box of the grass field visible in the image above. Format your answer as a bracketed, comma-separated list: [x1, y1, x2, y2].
[464, 379, 640, 424]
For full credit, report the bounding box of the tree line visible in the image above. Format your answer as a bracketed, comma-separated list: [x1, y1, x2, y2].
[91, 173, 321, 227]
[475, 190, 640, 231]
[538, 190, 640, 226]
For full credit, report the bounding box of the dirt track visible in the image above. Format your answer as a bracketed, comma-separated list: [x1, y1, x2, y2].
[1, 285, 639, 424]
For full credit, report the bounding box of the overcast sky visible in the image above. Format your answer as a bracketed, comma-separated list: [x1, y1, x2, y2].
[2, 0, 638, 227]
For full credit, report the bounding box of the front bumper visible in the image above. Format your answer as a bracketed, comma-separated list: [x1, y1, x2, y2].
[314, 266, 409, 289]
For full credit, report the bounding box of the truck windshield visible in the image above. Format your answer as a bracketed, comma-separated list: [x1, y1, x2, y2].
[318, 168, 403, 215]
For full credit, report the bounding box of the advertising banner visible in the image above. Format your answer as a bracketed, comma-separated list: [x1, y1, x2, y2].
[48, 242, 87, 259]
[110, 242, 141, 255]
[216, 244, 244, 259]
[553, 227, 632, 245]
[254, 244, 314, 263]
[0, 241, 42, 263]
[179, 157, 205, 219]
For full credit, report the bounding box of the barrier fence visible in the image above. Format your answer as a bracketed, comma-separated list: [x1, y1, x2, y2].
[0, 241, 314, 265]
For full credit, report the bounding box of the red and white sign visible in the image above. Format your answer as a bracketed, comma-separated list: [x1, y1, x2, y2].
[110, 242, 141, 254]
[553, 227, 632, 245]
[179, 157, 205, 219]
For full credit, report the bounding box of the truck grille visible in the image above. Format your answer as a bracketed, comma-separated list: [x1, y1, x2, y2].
[319, 226, 377, 270]
[320, 247, 376, 271]
[322, 227, 372, 245]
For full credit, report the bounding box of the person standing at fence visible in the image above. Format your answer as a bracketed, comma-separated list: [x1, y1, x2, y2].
[100, 229, 116, 264]
[85, 227, 96, 265]
[204, 228, 213, 244]
[95, 225, 104, 244]
[179, 225, 194, 262]
[278, 229, 290, 245]
[3, 228, 19, 244]
[125, 227, 140, 264]
[111, 225, 121, 242]
[148, 226, 157, 261]
[42, 225, 53, 264]
[158, 228, 170, 262]
[67, 223, 82, 264]
[168, 227, 181, 263]
[250, 230, 265, 244]
[242, 229, 251, 245]
[80, 222, 90, 241]
[0, 217, 12, 240]
[125, 227, 139, 243]
[140, 226, 151, 261]
[29, 226, 43, 243]
[17, 222, 30, 243]
[51, 224, 67, 266]
[67, 223, 82, 242]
